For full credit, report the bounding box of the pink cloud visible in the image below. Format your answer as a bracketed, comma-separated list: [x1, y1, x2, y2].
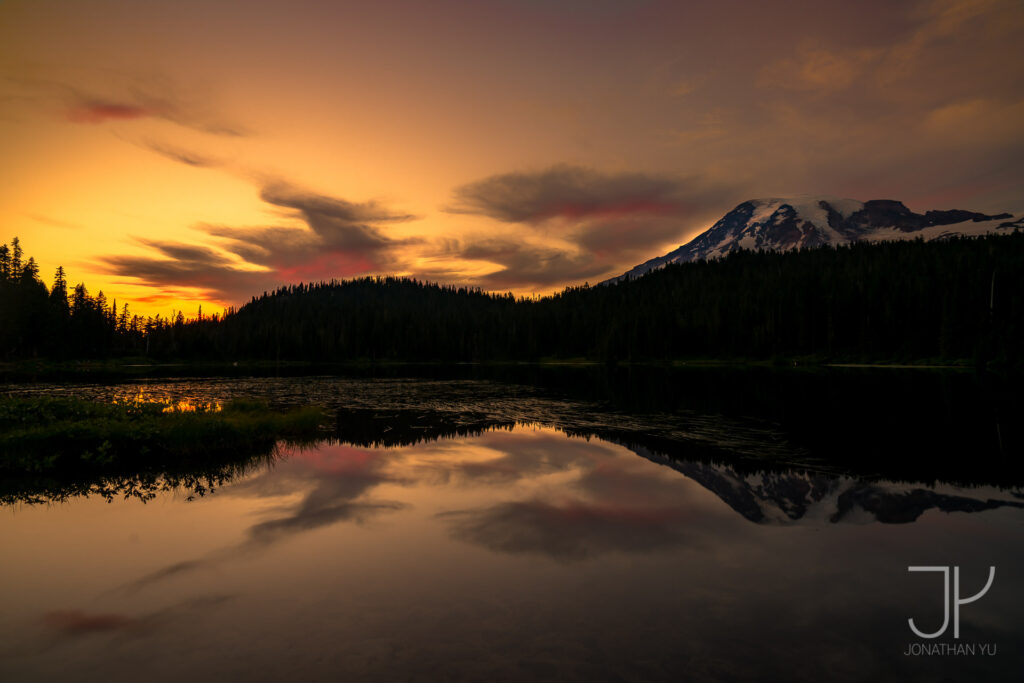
[66, 102, 154, 123]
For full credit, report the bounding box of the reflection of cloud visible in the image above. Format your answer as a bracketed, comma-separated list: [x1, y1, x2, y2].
[248, 500, 404, 542]
[43, 595, 236, 638]
[121, 445, 402, 592]
[43, 610, 142, 635]
[243, 445, 407, 543]
[442, 498, 695, 562]
[436, 431, 611, 484]
[438, 431, 743, 561]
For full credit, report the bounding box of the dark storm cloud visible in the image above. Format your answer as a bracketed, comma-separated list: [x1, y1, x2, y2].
[100, 182, 419, 301]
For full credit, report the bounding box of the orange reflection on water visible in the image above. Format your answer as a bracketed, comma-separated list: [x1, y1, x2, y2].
[160, 399, 222, 414]
[109, 391, 223, 413]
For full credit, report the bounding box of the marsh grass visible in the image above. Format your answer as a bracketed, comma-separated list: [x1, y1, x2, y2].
[0, 396, 326, 476]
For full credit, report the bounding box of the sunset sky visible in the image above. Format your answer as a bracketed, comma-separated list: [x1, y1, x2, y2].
[2, 0, 1022, 316]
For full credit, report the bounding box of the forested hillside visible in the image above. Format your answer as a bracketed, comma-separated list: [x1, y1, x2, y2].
[2, 233, 1022, 366]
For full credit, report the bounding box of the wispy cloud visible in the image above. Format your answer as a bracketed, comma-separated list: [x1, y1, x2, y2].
[448, 164, 703, 224]
[26, 213, 81, 229]
[66, 101, 153, 123]
[4, 71, 248, 136]
[445, 164, 737, 288]
[140, 139, 220, 168]
[99, 182, 420, 302]
[453, 238, 609, 289]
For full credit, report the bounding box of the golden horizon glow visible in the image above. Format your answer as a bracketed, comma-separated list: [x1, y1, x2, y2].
[2, 0, 1023, 317]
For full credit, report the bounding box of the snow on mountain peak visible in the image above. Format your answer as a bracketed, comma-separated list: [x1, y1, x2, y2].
[603, 196, 1018, 284]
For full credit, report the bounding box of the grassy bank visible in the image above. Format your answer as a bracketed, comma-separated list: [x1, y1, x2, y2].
[0, 396, 326, 475]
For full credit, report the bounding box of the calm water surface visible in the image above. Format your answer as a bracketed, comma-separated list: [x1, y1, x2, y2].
[1, 372, 1022, 681]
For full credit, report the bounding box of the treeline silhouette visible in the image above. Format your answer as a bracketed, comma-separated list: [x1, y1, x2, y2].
[2, 232, 1022, 365]
[0, 237, 213, 358]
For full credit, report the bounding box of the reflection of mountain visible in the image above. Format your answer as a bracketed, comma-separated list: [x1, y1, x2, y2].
[8, 402, 1022, 529]
[331, 408, 1024, 526]
[330, 408, 1024, 526]
[630, 444, 1024, 525]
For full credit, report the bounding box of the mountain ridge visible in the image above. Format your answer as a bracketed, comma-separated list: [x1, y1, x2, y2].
[606, 195, 1021, 283]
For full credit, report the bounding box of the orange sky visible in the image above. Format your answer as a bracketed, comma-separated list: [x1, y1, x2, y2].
[2, 0, 1023, 317]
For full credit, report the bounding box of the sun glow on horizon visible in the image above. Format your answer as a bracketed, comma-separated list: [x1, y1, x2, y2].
[2, 0, 1023, 317]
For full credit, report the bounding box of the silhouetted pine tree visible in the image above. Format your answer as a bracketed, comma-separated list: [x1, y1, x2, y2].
[1, 232, 1022, 366]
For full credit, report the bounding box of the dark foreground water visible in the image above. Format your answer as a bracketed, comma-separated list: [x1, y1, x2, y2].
[1, 369, 1022, 681]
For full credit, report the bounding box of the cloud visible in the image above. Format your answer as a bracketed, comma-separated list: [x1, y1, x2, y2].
[141, 140, 220, 168]
[5, 72, 248, 136]
[448, 164, 701, 224]
[256, 182, 417, 255]
[66, 101, 152, 123]
[99, 182, 419, 303]
[26, 213, 81, 229]
[758, 43, 882, 92]
[66, 82, 247, 136]
[262, 184, 417, 228]
[445, 165, 738, 288]
[455, 239, 609, 289]
[101, 249, 271, 303]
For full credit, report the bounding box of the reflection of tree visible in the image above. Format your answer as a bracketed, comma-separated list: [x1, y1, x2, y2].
[333, 407, 516, 448]
[6, 402, 1022, 513]
[0, 450, 276, 505]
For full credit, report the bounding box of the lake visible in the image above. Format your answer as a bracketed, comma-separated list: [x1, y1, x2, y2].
[1, 368, 1021, 681]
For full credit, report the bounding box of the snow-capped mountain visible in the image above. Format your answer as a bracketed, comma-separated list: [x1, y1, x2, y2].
[605, 196, 1022, 283]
